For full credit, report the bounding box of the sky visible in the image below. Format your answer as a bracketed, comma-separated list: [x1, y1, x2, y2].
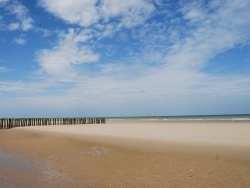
[0, 0, 250, 118]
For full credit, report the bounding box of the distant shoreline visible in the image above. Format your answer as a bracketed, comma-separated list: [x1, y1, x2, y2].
[106, 114, 250, 123]
[1, 114, 250, 119]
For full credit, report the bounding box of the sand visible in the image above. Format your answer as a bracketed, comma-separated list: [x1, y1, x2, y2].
[0, 121, 250, 187]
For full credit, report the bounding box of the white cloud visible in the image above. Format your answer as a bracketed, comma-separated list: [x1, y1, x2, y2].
[21, 17, 33, 31]
[36, 0, 156, 80]
[0, 81, 44, 94]
[35, 28, 53, 37]
[39, 0, 155, 28]
[0, 0, 8, 4]
[0, 67, 7, 72]
[8, 22, 20, 30]
[166, 0, 250, 70]
[36, 28, 99, 81]
[14, 36, 26, 45]
[39, 0, 99, 27]
[100, 0, 155, 27]
[3, 0, 33, 31]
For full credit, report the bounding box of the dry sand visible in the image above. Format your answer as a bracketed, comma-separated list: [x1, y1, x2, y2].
[0, 121, 250, 187]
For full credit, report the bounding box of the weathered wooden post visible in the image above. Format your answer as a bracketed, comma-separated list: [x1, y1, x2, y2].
[2, 119, 5, 129]
[0, 119, 2, 129]
[0, 117, 106, 130]
[7, 119, 10, 129]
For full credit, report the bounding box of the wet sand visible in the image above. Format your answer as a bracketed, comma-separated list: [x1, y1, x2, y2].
[0, 121, 250, 187]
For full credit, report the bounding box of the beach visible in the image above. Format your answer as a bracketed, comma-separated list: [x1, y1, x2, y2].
[0, 120, 250, 187]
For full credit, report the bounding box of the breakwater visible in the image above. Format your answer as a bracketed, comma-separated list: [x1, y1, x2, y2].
[0, 118, 106, 130]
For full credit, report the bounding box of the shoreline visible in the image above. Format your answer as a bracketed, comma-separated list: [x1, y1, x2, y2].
[106, 118, 250, 124]
[0, 121, 250, 187]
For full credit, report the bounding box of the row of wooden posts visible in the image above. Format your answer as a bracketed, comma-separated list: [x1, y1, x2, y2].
[0, 118, 106, 130]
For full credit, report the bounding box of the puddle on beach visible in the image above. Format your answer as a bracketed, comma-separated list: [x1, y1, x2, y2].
[0, 149, 38, 187]
[0, 150, 72, 187]
[0, 149, 38, 172]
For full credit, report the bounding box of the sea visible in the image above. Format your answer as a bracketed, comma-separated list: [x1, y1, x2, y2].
[106, 114, 250, 123]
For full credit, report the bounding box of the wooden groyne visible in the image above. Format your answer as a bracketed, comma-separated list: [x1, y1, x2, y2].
[0, 118, 106, 130]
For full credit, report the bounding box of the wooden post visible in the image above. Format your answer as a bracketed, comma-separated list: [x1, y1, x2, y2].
[0, 117, 106, 130]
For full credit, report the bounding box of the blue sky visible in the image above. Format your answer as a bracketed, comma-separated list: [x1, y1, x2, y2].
[0, 0, 250, 118]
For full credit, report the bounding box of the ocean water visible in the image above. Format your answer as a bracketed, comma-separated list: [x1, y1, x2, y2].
[106, 114, 250, 123]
